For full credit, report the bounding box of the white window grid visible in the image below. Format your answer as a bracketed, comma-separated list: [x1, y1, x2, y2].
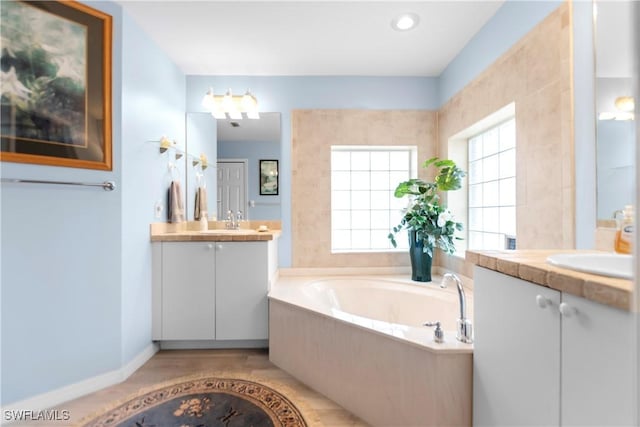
[330, 146, 417, 253]
[467, 118, 516, 250]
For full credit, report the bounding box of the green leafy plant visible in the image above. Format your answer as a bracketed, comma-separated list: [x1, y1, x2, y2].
[388, 157, 465, 257]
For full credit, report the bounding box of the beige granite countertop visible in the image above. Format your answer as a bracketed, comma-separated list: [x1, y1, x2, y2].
[466, 250, 634, 311]
[150, 221, 281, 242]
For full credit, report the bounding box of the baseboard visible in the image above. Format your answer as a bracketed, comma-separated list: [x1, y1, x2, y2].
[121, 343, 159, 379]
[159, 340, 268, 350]
[1, 343, 158, 419]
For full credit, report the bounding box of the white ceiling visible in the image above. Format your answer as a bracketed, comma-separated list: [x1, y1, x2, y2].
[117, 1, 504, 76]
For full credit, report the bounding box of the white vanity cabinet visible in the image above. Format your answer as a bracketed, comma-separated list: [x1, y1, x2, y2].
[473, 267, 635, 427]
[152, 239, 277, 346]
[158, 242, 216, 340]
[560, 292, 636, 426]
[215, 242, 269, 340]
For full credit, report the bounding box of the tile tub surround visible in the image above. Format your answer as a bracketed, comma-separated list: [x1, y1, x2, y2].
[465, 249, 633, 311]
[150, 221, 281, 242]
[438, 3, 573, 275]
[269, 272, 473, 427]
[291, 4, 574, 273]
[291, 109, 437, 268]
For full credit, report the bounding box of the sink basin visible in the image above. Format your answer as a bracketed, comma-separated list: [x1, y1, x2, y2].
[546, 253, 633, 279]
[199, 229, 255, 235]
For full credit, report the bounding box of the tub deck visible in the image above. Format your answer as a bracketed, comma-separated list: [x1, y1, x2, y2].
[268, 272, 473, 427]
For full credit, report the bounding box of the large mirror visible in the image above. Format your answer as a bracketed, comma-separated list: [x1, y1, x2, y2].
[185, 112, 282, 221]
[595, 1, 636, 221]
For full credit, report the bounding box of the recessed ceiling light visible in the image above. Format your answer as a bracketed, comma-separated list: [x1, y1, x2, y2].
[391, 13, 419, 31]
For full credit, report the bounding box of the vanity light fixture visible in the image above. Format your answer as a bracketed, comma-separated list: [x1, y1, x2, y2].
[614, 96, 635, 112]
[201, 87, 260, 119]
[391, 13, 419, 31]
[598, 96, 635, 121]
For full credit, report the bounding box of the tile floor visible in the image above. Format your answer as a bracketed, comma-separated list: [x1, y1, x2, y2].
[9, 349, 368, 427]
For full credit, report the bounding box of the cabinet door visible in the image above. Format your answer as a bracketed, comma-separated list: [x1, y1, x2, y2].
[473, 267, 561, 427]
[561, 293, 636, 426]
[215, 242, 268, 340]
[161, 242, 216, 340]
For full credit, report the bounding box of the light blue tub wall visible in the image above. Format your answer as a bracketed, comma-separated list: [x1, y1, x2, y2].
[1, 1, 186, 405]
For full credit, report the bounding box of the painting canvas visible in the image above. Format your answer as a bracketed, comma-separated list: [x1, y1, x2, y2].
[260, 160, 279, 195]
[0, 0, 112, 170]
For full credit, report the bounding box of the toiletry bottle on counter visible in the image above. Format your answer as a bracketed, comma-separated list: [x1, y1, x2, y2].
[615, 205, 633, 254]
[199, 213, 208, 231]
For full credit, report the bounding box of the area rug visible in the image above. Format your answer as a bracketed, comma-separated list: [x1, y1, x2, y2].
[79, 374, 317, 427]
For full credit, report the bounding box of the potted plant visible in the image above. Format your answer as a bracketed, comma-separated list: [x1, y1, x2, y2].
[388, 157, 465, 282]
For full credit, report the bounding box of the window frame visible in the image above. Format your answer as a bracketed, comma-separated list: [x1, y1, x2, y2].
[330, 145, 418, 253]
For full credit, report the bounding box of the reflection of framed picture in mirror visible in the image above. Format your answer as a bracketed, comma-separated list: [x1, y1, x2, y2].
[0, 0, 112, 170]
[260, 160, 279, 195]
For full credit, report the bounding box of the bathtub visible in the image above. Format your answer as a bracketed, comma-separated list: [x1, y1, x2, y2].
[268, 273, 473, 427]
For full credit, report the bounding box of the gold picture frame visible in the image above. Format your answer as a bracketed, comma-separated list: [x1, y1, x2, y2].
[0, 0, 112, 170]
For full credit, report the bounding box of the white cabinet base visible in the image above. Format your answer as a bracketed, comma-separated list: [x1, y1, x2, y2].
[473, 267, 561, 427]
[159, 340, 268, 350]
[152, 240, 278, 348]
[473, 267, 636, 427]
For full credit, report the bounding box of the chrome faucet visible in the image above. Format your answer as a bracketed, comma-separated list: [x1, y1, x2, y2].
[225, 210, 236, 229]
[225, 210, 244, 230]
[443, 273, 473, 344]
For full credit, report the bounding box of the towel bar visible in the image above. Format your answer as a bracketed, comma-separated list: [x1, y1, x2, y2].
[1, 178, 116, 191]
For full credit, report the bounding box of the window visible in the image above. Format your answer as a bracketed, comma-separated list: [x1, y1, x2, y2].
[331, 146, 417, 252]
[467, 118, 516, 250]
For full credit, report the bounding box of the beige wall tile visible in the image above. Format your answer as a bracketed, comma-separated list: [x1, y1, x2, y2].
[291, 110, 436, 268]
[439, 3, 573, 255]
[291, 3, 573, 270]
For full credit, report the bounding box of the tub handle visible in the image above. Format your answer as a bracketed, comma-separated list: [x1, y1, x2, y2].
[423, 321, 444, 343]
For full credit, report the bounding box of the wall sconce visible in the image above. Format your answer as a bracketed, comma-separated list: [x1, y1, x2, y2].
[599, 96, 635, 121]
[202, 88, 260, 120]
[153, 136, 183, 159]
[192, 153, 209, 170]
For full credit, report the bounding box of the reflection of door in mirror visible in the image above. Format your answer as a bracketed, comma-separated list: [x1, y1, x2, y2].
[595, 1, 636, 221]
[217, 113, 282, 220]
[185, 112, 282, 221]
[217, 160, 248, 220]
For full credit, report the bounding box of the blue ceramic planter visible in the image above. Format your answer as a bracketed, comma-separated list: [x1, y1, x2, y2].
[409, 231, 432, 282]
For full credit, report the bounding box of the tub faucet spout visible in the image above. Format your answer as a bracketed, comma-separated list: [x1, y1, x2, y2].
[443, 273, 473, 344]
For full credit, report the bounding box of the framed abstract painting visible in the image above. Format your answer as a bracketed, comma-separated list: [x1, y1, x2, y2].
[0, 0, 112, 170]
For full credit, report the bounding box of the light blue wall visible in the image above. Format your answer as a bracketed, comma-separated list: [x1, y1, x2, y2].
[120, 12, 185, 364]
[439, 0, 563, 106]
[218, 140, 281, 220]
[0, 0, 600, 406]
[440, 0, 596, 248]
[1, 1, 123, 405]
[1, 1, 185, 405]
[186, 76, 439, 267]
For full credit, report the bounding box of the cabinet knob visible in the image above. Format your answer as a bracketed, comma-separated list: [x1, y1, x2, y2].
[206, 244, 214, 250]
[559, 302, 577, 317]
[536, 294, 552, 309]
[216, 244, 223, 250]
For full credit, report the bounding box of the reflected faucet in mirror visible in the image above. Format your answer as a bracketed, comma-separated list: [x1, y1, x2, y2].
[185, 112, 282, 222]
